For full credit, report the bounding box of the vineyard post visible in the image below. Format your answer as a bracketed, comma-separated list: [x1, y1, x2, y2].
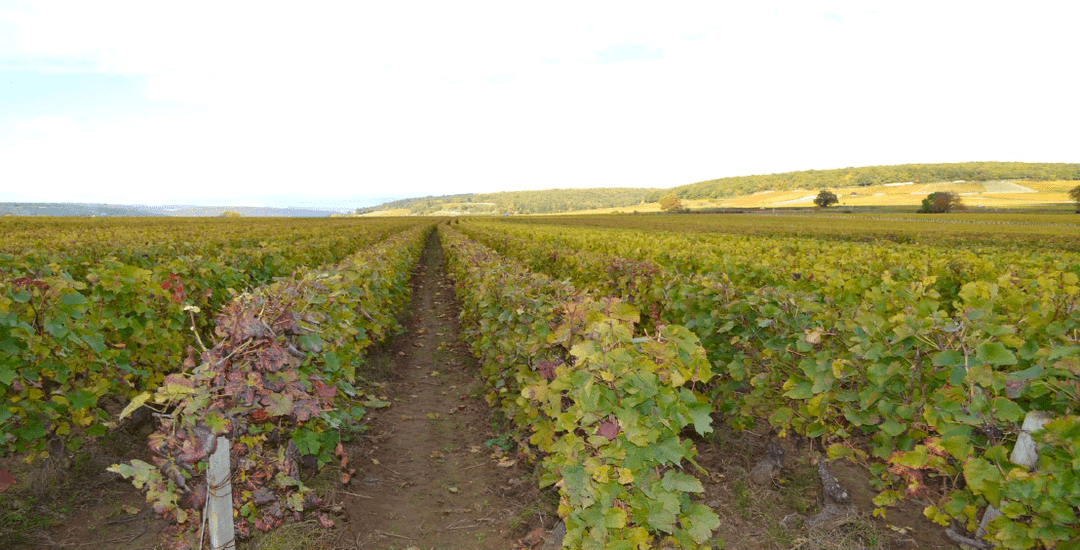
[974, 410, 1052, 541]
[207, 435, 235, 550]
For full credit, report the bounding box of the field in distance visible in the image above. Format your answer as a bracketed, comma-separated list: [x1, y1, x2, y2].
[560, 179, 1076, 214]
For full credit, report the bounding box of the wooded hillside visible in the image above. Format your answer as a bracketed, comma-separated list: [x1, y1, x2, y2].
[355, 162, 1080, 216]
[354, 187, 661, 215]
[647, 161, 1080, 201]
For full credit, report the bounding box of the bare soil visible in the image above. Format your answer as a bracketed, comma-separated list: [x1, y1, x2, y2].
[328, 230, 549, 549]
[696, 429, 960, 550]
[0, 427, 168, 549]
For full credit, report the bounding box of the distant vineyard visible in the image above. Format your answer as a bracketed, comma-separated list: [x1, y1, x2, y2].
[456, 214, 1080, 549]
[535, 212, 1080, 251]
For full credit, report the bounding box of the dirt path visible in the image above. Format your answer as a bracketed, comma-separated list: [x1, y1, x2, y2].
[334, 230, 542, 550]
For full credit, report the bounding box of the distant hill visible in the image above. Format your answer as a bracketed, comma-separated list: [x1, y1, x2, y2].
[353, 162, 1080, 216]
[146, 205, 343, 217]
[0, 203, 345, 218]
[6, 162, 1077, 219]
[0, 202, 159, 217]
[354, 188, 662, 216]
[647, 162, 1080, 201]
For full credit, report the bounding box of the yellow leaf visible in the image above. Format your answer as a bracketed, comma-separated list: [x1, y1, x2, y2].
[119, 392, 152, 421]
[628, 527, 651, 547]
[831, 360, 847, 379]
[73, 409, 93, 427]
[591, 465, 611, 483]
[154, 384, 196, 404]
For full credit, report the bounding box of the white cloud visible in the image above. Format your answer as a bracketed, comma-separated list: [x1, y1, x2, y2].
[14, 114, 80, 136]
[1, 1, 1078, 206]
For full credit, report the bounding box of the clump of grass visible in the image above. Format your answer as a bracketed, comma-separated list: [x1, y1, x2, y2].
[788, 514, 889, 550]
[238, 520, 338, 550]
[777, 461, 819, 514]
[358, 352, 397, 381]
[304, 455, 343, 496]
[466, 380, 486, 399]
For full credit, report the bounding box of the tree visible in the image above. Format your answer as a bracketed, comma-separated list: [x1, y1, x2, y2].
[1069, 185, 1080, 212]
[659, 194, 684, 212]
[919, 192, 964, 213]
[220, 211, 242, 217]
[813, 189, 839, 208]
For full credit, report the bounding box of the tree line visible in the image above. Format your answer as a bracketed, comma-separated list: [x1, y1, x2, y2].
[353, 188, 660, 216]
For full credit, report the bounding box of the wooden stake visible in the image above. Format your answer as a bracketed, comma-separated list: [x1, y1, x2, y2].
[207, 436, 235, 550]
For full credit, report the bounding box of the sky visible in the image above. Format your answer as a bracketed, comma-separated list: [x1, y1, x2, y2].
[1, 1, 1078, 209]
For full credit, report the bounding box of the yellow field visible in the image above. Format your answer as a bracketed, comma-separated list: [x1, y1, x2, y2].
[362, 180, 1077, 216]
[714, 180, 1075, 209]
[629, 180, 1075, 212]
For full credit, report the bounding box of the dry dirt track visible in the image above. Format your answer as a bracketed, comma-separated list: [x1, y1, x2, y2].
[333, 231, 545, 550]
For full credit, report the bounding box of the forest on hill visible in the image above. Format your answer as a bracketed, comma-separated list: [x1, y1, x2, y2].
[356, 162, 1080, 216]
[353, 187, 661, 215]
[358, 161, 1075, 213]
[648, 161, 1080, 201]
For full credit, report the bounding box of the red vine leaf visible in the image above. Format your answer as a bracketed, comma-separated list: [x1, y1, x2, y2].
[163, 374, 194, 388]
[597, 417, 620, 440]
[535, 360, 559, 381]
[314, 381, 336, 401]
[0, 468, 16, 492]
[291, 398, 322, 422]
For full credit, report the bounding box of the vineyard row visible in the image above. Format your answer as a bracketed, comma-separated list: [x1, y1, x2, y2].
[440, 223, 721, 550]
[457, 218, 1080, 550]
[109, 222, 433, 546]
[0, 218, 426, 456]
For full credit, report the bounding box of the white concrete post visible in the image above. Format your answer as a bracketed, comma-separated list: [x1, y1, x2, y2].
[207, 435, 235, 550]
[975, 411, 1052, 540]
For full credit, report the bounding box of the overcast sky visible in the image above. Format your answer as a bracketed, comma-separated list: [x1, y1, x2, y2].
[1, 1, 1077, 209]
